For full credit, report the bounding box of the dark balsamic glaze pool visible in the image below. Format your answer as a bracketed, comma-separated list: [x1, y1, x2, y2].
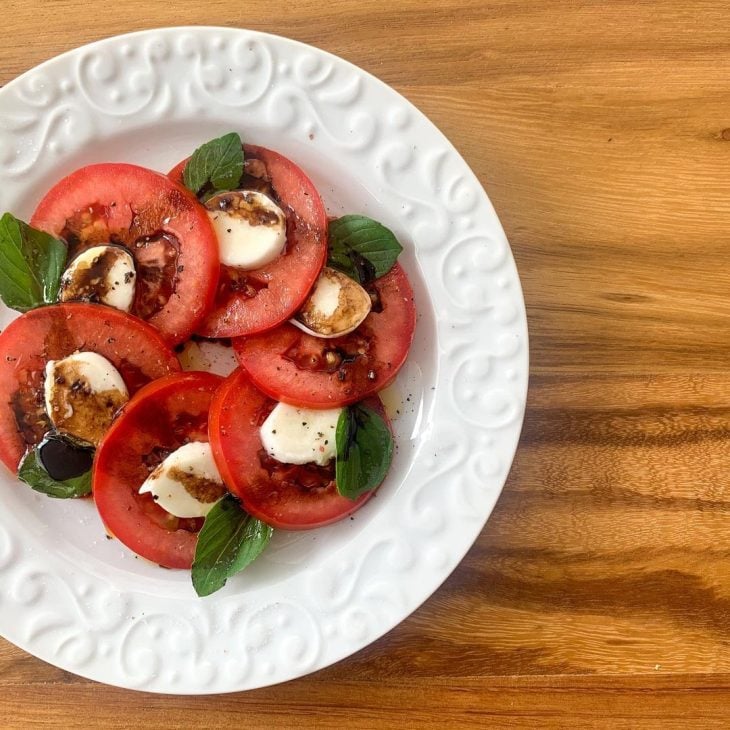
[37, 434, 94, 481]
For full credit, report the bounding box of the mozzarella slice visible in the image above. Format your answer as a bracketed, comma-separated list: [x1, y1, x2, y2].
[177, 339, 238, 377]
[60, 245, 136, 312]
[260, 403, 342, 467]
[139, 442, 226, 518]
[292, 267, 372, 338]
[205, 190, 287, 269]
[44, 352, 129, 446]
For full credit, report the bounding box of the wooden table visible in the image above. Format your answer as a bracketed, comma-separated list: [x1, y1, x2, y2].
[2, 1, 730, 726]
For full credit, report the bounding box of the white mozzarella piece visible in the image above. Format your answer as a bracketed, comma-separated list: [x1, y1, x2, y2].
[44, 351, 129, 446]
[177, 340, 238, 377]
[260, 403, 342, 467]
[139, 442, 226, 518]
[292, 267, 372, 338]
[60, 245, 136, 312]
[205, 190, 287, 269]
[310, 273, 341, 316]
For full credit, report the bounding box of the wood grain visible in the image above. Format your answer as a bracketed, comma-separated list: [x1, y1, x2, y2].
[3, 0, 730, 726]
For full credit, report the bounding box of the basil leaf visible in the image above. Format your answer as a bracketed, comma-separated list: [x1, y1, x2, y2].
[0, 213, 67, 312]
[182, 132, 244, 198]
[17, 448, 91, 499]
[327, 215, 403, 284]
[335, 404, 393, 500]
[192, 494, 273, 597]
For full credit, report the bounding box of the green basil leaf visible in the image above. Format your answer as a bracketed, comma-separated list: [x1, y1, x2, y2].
[17, 448, 92, 499]
[182, 132, 244, 198]
[335, 404, 393, 500]
[0, 213, 67, 312]
[192, 494, 273, 597]
[327, 215, 403, 284]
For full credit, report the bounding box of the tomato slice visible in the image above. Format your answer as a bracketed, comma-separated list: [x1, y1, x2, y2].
[209, 369, 389, 529]
[0, 303, 181, 473]
[168, 144, 327, 338]
[233, 263, 416, 408]
[93, 371, 222, 569]
[30, 163, 220, 345]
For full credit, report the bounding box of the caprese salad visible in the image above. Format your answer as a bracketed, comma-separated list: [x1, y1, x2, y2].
[0, 132, 416, 596]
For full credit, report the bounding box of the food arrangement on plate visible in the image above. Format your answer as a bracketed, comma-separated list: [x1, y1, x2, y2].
[0, 132, 416, 596]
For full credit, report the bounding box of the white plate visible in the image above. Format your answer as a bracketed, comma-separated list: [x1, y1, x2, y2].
[0, 27, 528, 693]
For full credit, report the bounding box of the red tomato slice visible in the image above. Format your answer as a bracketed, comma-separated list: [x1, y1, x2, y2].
[93, 371, 222, 569]
[233, 263, 416, 408]
[168, 144, 327, 338]
[209, 369, 389, 529]
[30, 163, 220, 345]
[0, 303, 181, 473]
